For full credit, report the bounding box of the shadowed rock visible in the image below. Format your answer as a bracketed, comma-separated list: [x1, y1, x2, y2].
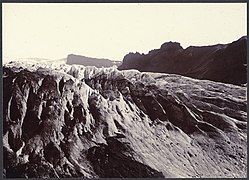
[118, 37, 247, 85]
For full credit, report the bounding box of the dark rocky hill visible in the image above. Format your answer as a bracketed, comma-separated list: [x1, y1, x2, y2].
[118, 37, 247, 85]
[67, 54, 121, 68]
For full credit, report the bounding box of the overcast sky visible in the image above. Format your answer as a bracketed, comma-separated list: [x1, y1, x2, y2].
[3, 3, 247, 62]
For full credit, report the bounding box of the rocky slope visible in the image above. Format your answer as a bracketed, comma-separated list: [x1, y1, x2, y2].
[118, 36, 247, 86]
[67, 54, 121, 68]
[3, 62, 247, 178]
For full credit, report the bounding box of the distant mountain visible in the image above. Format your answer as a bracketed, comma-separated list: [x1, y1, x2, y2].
[118, 36, 247, 86]
[66, 54, 121, 68]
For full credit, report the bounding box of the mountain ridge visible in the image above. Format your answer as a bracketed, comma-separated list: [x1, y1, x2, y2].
[66, 54, 121, 68]
[118, 36, 247, 85]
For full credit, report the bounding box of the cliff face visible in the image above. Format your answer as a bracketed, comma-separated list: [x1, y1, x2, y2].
[118, 37, 247, 85]
[66, 54, 121, 68]
[3, 62, 247, 178]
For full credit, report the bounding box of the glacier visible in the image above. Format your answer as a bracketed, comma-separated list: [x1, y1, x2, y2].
[3, 61, 247, 178]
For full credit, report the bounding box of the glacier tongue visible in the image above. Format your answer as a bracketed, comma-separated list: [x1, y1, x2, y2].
[3, 62, 247, 178]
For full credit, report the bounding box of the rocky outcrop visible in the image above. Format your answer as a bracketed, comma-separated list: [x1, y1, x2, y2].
[118, 37, 247, 86]
[67, 54, 121, 68]
[3, 62, 247, 178]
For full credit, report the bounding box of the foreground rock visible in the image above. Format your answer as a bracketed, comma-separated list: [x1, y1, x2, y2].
[3, 62, 247, 178]
[118, 36, 247, 86]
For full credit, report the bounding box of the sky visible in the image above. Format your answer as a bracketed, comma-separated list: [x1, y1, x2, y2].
[2, 3, 247, 62]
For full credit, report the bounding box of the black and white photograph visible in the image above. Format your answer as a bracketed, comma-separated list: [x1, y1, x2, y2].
[2, 2, 247, 178]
